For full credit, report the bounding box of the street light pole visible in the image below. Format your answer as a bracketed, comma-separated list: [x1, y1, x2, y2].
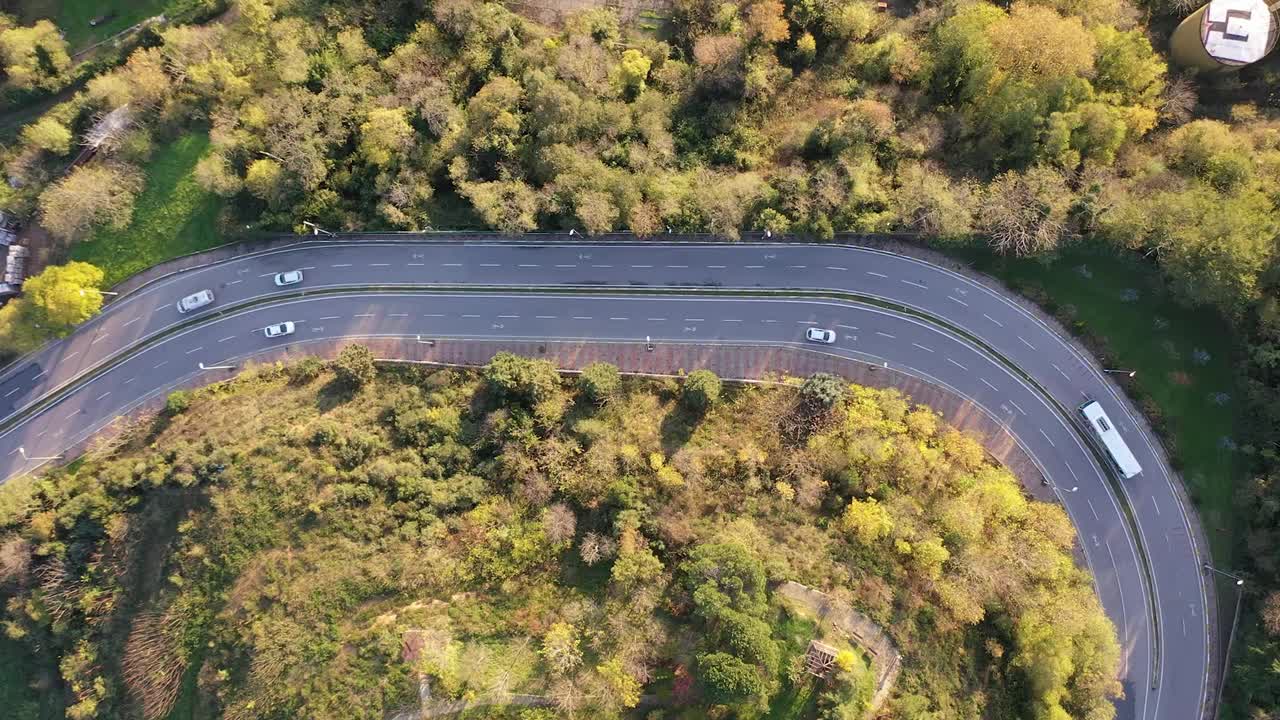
[198, 361, 235, 371]
[1204, 563, 1245, 720]
[1103, 368, 1137, 377]
[79, 288, 120, 297]
[301, 220, 335, 237]
[18, 446, 62, 461]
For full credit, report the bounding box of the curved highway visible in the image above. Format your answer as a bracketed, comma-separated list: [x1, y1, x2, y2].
[0, 241, 1210, 720]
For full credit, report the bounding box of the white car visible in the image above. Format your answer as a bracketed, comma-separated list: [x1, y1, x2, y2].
[274, 270, 304, 286]
[176, 289, 215, 314]
[264, 321, 295, 338]
[805, 327, 836, 344]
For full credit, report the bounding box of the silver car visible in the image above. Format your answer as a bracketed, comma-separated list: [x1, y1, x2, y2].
[264, 321, 295, 338]
[274, 270, 303, 286]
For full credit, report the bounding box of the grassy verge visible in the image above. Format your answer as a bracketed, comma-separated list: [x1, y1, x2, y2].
[70, 132, 223, 286]
[0, 631, 45, 720]
[950, 242, 1242, 562]
[15, 0, 169, 52]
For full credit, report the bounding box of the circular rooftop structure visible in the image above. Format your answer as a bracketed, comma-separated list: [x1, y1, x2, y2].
[1188, 0, 1279, 67]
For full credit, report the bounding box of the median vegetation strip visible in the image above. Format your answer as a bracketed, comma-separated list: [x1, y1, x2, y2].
[0, 350, 1121, 720]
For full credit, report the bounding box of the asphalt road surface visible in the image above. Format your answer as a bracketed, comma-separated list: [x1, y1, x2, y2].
[0, 241, 1210, 720]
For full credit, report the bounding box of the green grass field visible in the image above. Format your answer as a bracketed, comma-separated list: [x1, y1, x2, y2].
[955, 243, 1243, 561]
[70, 132, 223, 286]
[0, 634, 44, 720]
[15, 0, 170, 52]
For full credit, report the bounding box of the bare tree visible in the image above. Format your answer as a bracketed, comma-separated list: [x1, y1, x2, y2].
[0, 535, 32, 589]
[544, 503, 577, 544]
[122, 610, 187, 720]
[579, 532, 616, 566]
[1159, 75, 1197, 127]
[978, 167, 1072, 257]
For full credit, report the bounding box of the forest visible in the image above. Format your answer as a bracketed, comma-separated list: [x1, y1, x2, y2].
[0, 350, 1119, 719]
[1, 0, 1280, 714]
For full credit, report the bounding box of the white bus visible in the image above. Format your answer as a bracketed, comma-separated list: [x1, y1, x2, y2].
[1079, 401, 1142, 479]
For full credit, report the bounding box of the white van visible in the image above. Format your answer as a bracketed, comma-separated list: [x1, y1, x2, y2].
[176, 289, 215, 314]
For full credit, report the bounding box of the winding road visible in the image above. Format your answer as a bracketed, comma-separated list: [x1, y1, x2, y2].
[0, 240, 1211, 720]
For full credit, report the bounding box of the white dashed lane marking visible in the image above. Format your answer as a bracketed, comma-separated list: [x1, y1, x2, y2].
[122, 316, 142, 327]
[980, 378, 998, 391]
[1018, 336, 1036, 350]
[946, 358, 967, 370]
[866, 271, 888, 278]
[947, 295, 968, 307]
[1052, 364, 1070, 381]
[218, 335, 236, 343]
[901, 279, 927, 289]
[1038, 428, 1056, 447]
[319, 316, 340, 320]
[1009, 400, 1026, 415]
[185, 347, 203, 355]
[983, 313, 1003, 327]
[3, 387, 18, 398]
[911, 343, 933, 353]
[875, 331, 896, 339]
